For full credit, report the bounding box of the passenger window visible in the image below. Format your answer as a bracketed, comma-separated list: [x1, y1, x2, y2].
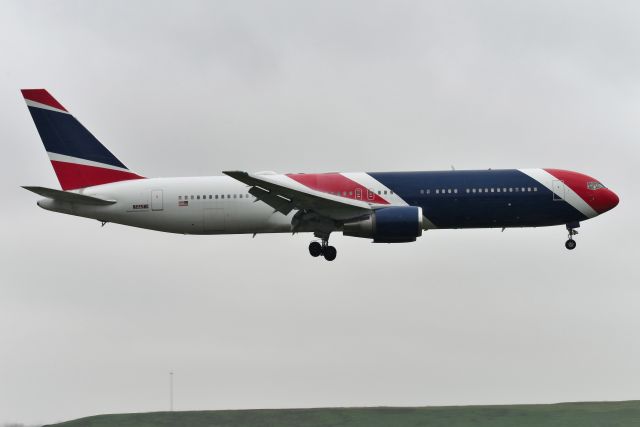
[426, 189, 431, 194]
[534, 187, 538, 192]
[466, 189, 470, 193]
[384, 190, 388, 195]
[454, 189, 458, 194]
[472, 189, 476, 193]
[420, 189, 424, 194]
[436, 189, 440, 194]
[197, 195, 200, 199]
[178, 196, 182, 200]
[491, 188, 494, 192]
[215, 195, 218, 199]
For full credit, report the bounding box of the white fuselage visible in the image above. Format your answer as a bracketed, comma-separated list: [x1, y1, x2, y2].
[37, 176, 298, 235]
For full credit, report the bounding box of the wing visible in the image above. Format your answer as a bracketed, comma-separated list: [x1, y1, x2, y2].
[223, 171, 373, 221]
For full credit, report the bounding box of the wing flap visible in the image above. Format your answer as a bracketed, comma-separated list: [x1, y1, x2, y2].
[249, 186, 295, 215]
[22, 186, 116, 205]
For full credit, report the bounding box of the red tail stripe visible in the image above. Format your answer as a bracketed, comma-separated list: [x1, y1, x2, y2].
[21, 89, 68, 112]
[51, 161, 144, 190]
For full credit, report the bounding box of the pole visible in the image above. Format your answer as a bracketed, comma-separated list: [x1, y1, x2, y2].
[170, 371, 174, 412]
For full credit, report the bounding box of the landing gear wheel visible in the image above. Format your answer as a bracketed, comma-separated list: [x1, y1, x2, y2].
[565, 239, 577, 250]
[309, 241, 322, 257]
[323, 246, 337, 261]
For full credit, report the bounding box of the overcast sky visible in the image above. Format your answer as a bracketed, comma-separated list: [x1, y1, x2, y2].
[1, 0, 639, 425]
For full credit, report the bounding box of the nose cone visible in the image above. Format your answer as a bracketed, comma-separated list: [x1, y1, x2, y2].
[600, 189, 619, 213]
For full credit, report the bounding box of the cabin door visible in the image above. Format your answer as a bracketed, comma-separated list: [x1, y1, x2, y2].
[151, 189, 163, 211]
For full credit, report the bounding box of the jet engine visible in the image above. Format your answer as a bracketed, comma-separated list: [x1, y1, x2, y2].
[343, 206, 423, 243]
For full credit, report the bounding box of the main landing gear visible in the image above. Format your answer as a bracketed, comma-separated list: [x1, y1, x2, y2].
[565, 223, 579, 250]
[308, 236, 337, 261]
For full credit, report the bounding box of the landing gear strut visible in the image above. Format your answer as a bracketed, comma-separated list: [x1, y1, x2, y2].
[565, 223, 579, 250]
[308, 233, 337, 261]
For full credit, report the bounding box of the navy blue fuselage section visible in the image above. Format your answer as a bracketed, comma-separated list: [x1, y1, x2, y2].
[368, 170, 587, 229]
[27, 107, 127, 169]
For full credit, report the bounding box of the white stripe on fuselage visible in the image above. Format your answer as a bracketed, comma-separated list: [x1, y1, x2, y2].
[519, 168, 597, 219]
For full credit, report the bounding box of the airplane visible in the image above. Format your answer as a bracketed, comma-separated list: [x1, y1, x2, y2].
[21, 89, 619, 261]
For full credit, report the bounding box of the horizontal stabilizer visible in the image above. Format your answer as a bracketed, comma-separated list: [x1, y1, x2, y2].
[22, 186, 116, 205]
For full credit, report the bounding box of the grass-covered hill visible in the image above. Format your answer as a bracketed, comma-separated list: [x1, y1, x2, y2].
[47, 400, 640, 427]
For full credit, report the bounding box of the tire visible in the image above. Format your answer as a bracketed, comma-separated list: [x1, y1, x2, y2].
[565, 239, 577, 250]
[323, 246, 337, 261]
[309, 241, 323, 257]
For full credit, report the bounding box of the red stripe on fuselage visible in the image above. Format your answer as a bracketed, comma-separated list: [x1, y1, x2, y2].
[21, 89, 68, 112]
[51, 161, 144, 190]
[286, 173, 390, 204]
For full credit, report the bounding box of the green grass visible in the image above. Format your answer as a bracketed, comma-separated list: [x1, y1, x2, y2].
[47, 401, 640, 427]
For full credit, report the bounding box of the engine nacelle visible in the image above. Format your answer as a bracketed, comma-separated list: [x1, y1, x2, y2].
[343, 206, 423, 243]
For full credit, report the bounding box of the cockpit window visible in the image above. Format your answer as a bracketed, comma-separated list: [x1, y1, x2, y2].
[587, 182, 606, 190]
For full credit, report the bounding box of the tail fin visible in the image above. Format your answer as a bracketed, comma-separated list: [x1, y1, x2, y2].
[21, 89, 144, 190]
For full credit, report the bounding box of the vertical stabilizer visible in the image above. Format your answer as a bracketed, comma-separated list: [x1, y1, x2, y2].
[22, 89, 144, 190]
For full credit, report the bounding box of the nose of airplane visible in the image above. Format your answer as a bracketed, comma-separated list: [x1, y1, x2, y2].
[544, 169, 619, 216]
[600, 189, 619, 213]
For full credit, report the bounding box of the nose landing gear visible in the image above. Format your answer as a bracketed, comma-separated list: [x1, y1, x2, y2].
[308, 234, 337, 261]
[565, 223, 579, 250]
